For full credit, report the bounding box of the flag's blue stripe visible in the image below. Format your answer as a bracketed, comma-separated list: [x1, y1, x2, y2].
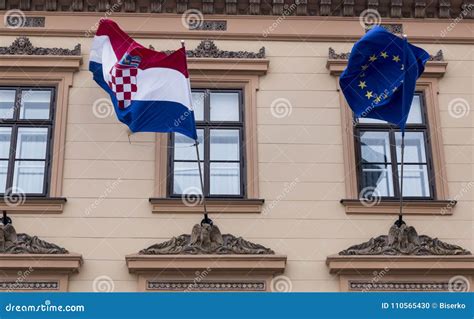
[89, 61, 197, 140]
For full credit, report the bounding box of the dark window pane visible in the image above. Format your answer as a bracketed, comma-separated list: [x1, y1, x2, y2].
[395, 132, 427, 163]
[361, 164, 394, 197]
[398, 164, 430, 197]
[210, 92, 239, 121]
[210, 162, 240, 195]
[15, 127, 48, 160]
[174, 129, 203, 161]
[20, 90, 51, 119]
[0, 127, 12, 159]
[173, 162, 203, 195]
[210, 129, 240, 161]
[0, 90, 15, 119]
[360, 131, 391, 163]
[192, 92, 204, 121]
[12, 160, 45, 194]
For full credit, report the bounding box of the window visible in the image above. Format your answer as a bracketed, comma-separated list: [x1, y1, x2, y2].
[169, 89, 245, 197]
[354, 93, 434, 199]
[0, 87, 55, 196]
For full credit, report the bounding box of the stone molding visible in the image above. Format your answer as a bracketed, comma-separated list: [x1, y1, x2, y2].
[158, 40, 265, 59]
[0, 37, 80, 56]
[328, 47, 444, 61]
[147, 280, 266, 291]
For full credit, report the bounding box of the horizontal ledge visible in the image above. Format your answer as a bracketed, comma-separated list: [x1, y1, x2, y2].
[327, 59, 448, 77]
[187, 58, 269, 75]
[340, 199, 456, 215]
[149, 198, 264, 214]
[326, 254, 474, 274]
[126, 254, 287, 273]
[0, 55, 82, 72]
[1, 197, 67, 214]
[0, 253, 83, 272]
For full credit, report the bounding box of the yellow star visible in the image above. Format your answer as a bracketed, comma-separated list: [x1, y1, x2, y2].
[380, 52, 388, 58]
[365, 91, 373, 99]
[361, 64, 369, 71]
[374, 95, 382, 104]
[393, 55, 401, 62]
[369, 54, 377, 62]
[358, 81, 367, 89]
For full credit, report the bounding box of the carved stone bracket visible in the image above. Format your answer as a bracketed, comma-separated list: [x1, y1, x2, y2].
[0, 223, 68, 254]
[0, 37, 81, 56]
[161, 40, 265, 59]
[140, 223, 274, 255]
[328, 47, 444, 62]
[339, 223, 471, 256]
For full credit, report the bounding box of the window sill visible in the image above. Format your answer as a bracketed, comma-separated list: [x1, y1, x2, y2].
[1, 197, 67, 214]
[340, 199, 456, 215]
[149, 198, 264, 214]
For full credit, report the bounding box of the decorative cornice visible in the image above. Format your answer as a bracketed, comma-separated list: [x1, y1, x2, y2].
[157, 40, 265, 59]
[338, 223, 471, 256]
[328, 47, 444, 61]
[349, 281, 450, 291]
[139, 223, 274, 255]
[0, 224, 68, 254]
[0, 37, 81, 56]
[0, 281, 59, 291]
[147, 280, 266, 291]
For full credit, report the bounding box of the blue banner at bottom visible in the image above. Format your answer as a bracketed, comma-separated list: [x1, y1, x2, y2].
[0, 292, 472, 319]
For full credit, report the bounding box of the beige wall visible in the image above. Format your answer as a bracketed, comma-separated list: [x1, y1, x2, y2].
[1, 18, 473, 291]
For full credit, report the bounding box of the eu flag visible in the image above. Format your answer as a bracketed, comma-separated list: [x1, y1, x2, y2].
[339, 26, 430, 130]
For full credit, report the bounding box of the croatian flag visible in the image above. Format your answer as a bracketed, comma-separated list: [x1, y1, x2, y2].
[89, 19, 197, 140]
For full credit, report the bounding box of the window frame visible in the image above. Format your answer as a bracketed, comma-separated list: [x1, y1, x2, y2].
[353, 92, 437, 200]
[167, 88, 246, 199]
[0, 86, 56, 197]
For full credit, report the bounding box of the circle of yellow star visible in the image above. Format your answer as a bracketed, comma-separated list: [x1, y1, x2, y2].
[374, 96, 382, 104]
[380, 52, 388, 58]
[361, 64, 369, 71]
[365, 91, 373, 99]
[358, 81, 367, 89]
[369, 54, 377, 62]
[393, 55, 401, 62]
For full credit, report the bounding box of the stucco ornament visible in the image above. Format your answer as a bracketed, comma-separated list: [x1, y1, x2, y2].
[0, 223, 68, 254]
[162, 40, 265, 59]
[0, 37, 81, 56]
[140, 223, 274, 255]
[339, 223, 471, 256]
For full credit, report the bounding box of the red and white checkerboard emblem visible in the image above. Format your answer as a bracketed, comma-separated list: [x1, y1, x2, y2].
[108, 65, 138, 109]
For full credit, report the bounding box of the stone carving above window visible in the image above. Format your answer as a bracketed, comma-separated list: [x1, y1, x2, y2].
[328, 48, 444, 61]
[139, 223, 274, 255]
[157, 40, 265, 59]
[147, 280, 266, 291]
[0, 37, 81, 56]
[0, 223, 68, 254]
[339, 223, 471, 256]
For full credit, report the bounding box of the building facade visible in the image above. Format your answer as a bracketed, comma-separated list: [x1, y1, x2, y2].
[0, 0, 473, 292]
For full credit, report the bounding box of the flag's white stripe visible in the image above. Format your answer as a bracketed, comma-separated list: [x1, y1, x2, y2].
[90, 35, 192, 110]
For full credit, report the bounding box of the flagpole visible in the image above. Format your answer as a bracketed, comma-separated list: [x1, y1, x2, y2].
[181, 40, 211, 225]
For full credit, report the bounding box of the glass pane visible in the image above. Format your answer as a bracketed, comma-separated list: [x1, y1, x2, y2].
[406, 95, 423, 124]
[174, 129, 203, 161]
[0, 160, 7, 193]
[192, 91, 204, 121]
[210, 129, 240, 161]
[361, 164, 394, 197]
[395, 132, 427, 163]
[210, 162, 240, 195]
[0, 90, 15, 119]
[360, 131, 391, 163]
[398, 164, 431, 197]
[358, 117, 388, 124]
[210, 92, 239, 121]
[12, 160, 45, 194]
[173, 162, 203, 195]
[15, 127, 48, 160]
[0, 127, 12, 159]
[20, 90, 51, 119]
